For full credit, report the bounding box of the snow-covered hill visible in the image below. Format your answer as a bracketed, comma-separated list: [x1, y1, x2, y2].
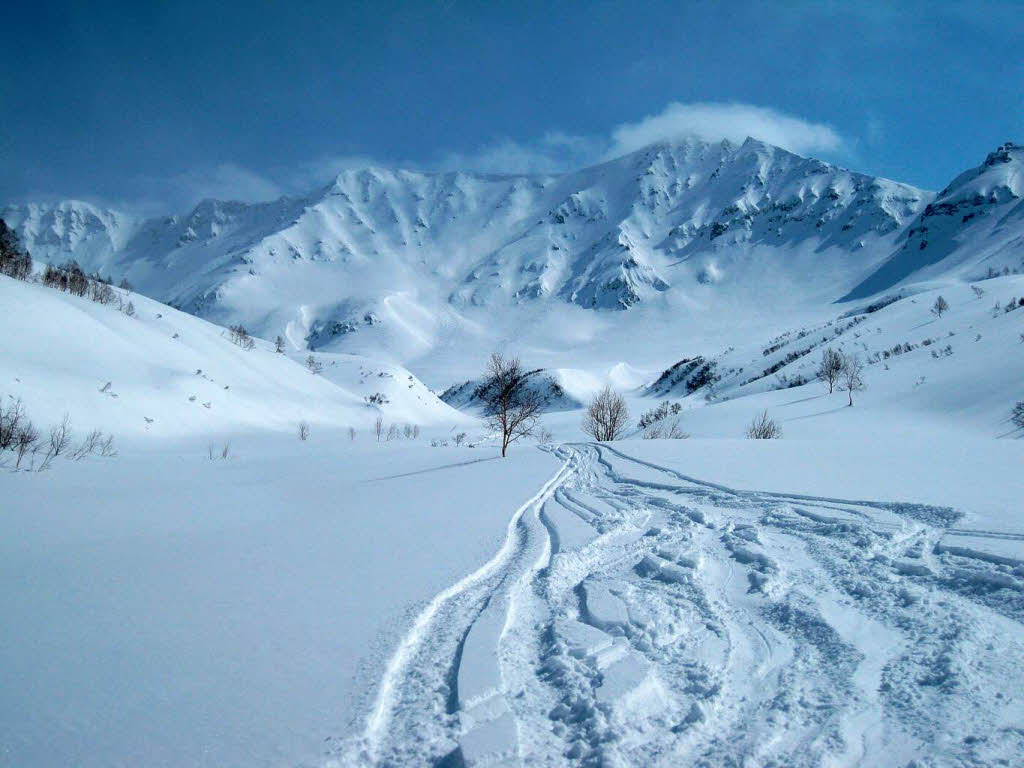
[0, 274, 466, 439]
[844, 142, 1024, 300]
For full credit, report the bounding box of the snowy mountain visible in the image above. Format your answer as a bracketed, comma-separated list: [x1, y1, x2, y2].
[844, 142, 1024, 299]
[4, 138, 938, 363]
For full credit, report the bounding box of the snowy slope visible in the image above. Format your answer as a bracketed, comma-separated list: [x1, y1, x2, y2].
[627, 275, 1024, 439]
[0, 274, 465, 438]
[845, 142, 1024, 299]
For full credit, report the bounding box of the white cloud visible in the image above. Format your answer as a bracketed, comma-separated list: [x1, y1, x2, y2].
[431, 101, 844, 177]
[607, 101, 844, 158]
[434, 132, 604, 175]
[168, 163, 283, 206]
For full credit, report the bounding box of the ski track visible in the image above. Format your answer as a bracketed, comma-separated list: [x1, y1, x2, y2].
[339, 444, 1024, 767]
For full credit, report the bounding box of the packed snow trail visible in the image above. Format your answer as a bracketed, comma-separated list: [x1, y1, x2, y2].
[341, 444, 1024, 767]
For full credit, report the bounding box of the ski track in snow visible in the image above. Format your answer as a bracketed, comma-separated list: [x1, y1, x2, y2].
[339, 444, 1024, 767]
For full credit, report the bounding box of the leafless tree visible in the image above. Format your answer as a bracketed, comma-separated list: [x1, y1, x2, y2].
[14, 420, 39, 468]
[48, 413, 72, 457]
[275, 335, 286, 353]
[387, 423, 399, 441]
[306, 355, 323, 374]
[454, 431, 467, 446]
[298, 421, 310, 441]
[221, 442, 231, 460]
[375, 415, 383, 442]
[70, 429, 103, 460]
[582, 386, 630, 442]
[840, 353, 866, 406]
[98, 434, 117, 458]
[1011, 401, 1024, 430]
[402, 423, 413, 439]
[746, 410, 782, 439]
[228, 324, 254, 349]
[0, 397, 27, 450]
[535, 426, 554, 445]
[971, 284, 985, 299]
[816, 347, 843, 394]
[118, 278, 133, 294]
[348, 426, 356, 441]
[931, 295, 949, 318]
[480, 353, 543, 457]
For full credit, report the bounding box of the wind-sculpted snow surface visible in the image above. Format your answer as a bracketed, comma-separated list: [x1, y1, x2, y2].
[343, 444, 1024, 767]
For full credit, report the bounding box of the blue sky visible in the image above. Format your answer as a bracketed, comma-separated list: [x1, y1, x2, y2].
[2, 0, 1021, 213]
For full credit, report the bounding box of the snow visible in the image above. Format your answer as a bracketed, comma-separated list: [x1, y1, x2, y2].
[0, 437, 555, 768]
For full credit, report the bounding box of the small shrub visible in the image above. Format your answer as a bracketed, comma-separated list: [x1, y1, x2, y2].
[298, 421, 310, 441]
[746, 411, 782, 439]
[306, 355, 324, 374]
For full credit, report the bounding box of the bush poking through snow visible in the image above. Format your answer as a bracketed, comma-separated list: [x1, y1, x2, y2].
[582, 386, 630, 442]
[931, 296, 950, 318]
[643, 418, 689, 439]
[638, 401, 681, 429]
[228, 324, 255, 350]
[535, 426, 554, 445]
[298, 421, 310, 441]
[306, 355, 324, 375]
[454, 431, 468, 446]
[746, 411, 782, 439]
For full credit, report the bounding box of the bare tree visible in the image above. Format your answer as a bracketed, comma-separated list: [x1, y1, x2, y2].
[1012, 401, 1024, 431]
[746, 410, 782, 439]
[931, 295, 949, 318]
[387, 424, 399, 441]
[412, 424, 420, 439]
[454, 431, 467, 446]
[70, 429, 103, 460]
[348, 426, 356, 441]
[123, 300, 136, 318]
[298, 421, 310, 441]
[306, 355, 323, 375]
[840, 352, 865, 406]
[816, 347, 843, 394]
[228, 324, 255, 349]
[402, 423, 413, 439]
[48, 413, 72, 457]
[14, 420, 39, 468]
[535, 426, 554, 445]
[480, 353, 543, 457]
[0, 397, 27, 450]
[582, 386, 630, 442]
[374, 415, 383, 442]
[275, 335, 286, 353]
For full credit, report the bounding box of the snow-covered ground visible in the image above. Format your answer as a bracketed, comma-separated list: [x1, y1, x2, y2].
[0, 436, 555, 768]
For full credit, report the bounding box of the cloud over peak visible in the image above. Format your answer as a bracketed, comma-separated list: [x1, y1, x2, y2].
[607, 101, 844, 158]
